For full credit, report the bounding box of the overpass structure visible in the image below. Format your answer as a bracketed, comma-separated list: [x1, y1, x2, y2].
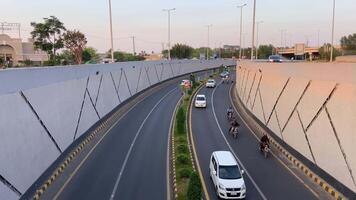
[276, 45, 319, 60]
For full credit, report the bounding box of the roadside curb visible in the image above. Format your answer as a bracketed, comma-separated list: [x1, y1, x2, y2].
[230, 82, 348, 200]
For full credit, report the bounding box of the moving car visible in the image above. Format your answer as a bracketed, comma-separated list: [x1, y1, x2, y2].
[220, 71, 229, 78]
[195, 94, 207, 108]
[210, 151, 246, 199]
[206, 79, 216, 88]
[268, 55, 283, 63]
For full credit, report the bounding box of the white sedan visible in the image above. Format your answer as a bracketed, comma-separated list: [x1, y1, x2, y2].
[195, 94, 207, 108]
[206, 79, 216, 88]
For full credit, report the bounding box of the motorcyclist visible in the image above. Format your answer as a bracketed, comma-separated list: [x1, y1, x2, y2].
[227, 106, 233, 119]
[229, 119, 240, 133]
[260, 134, 270, 151]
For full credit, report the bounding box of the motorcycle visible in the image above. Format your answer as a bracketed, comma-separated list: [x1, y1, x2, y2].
[227, 111, 233, 121]
[260, 142, 270, 158]
[229, 126, 238, 139]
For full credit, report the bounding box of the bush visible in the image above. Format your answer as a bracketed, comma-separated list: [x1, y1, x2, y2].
[177, 144, 189, 154]
[187, 89, 193, 95]
[178, 167, 192, 179]
[177, 154, 189, 165]
[187, 172, 202, 200]
[176, 107, 185, 134]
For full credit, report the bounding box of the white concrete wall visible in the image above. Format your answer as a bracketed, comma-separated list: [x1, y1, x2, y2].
[236, 61, 356, 193]
[0, 59, 234, 199]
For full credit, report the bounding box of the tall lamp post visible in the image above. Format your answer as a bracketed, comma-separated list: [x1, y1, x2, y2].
[237, 4, 247, 59]
[330, 0, 336, 62]
[206, 24, 212, 60]
[108, 0, 114, 63]
[163, 8, 176, 60]
[251, 0, 257, 60]
[256, 20, 263, 59]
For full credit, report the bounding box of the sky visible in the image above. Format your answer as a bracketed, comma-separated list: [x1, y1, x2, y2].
[1, 0, 356, 53]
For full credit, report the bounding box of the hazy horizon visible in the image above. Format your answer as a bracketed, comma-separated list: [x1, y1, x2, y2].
[2, 0, 355, 53]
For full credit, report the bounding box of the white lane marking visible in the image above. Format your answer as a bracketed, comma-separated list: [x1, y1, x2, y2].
[228, 84, 320, 198]
[211, 81, 268, 200]
[109, 87, 177, 200]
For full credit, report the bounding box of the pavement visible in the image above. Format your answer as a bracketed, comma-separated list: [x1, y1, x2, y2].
[191, 74, 332, 200]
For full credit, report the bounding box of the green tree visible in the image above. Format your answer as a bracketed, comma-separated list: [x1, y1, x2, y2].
[340, 33, 356, 55]
[63, 30, 87, 64]
[57, 50, 75, 65]
[170, 43, 194, 59]
[31, 16, 66, 61]
[109, 51, 145, 62]
[82, 47, 100, 63]
[319, 43, 341, 61]
[257, 45, 274, 59]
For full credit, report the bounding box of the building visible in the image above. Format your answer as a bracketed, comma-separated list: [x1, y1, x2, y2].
[0, 34, 48, 67]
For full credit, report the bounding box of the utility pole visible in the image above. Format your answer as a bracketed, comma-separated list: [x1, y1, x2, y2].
[251, 0, 257, 60]
[256, 21, 263, 59]
[237, 4, 247, 60]
[108, 0, 114, 63]
[131, 36, 136, 55]
[330, 0, 336, 62]
[206, 24, 212, 60]
[163, 8, 176, 60]
[317, 29, 320, 48]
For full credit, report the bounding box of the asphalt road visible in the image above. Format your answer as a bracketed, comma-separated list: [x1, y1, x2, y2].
[49, 70, 212, 200]
[191, 75, 320, 200]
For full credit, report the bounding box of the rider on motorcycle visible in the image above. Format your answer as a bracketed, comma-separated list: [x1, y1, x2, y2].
[227, 106, 233, 118]
[229, 119, 240, 133]
[260, 134, 270, 151]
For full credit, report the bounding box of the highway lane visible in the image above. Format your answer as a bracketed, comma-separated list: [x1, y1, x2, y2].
[51, 70, 212, 200]
[191, 75, 319, 200]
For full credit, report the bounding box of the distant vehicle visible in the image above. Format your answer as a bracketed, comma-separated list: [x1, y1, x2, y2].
[268, 55, 283, 63]
[206, 79, 216, 88]
[195, 94, 207, 108]
[220, 71, 229, 78]
[210, 151, 246, 199]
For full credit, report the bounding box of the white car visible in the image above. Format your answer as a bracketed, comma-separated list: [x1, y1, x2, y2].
[195, 94, 207, 108]
[206, 79, 216, 88]
[210, 151, 246, 199]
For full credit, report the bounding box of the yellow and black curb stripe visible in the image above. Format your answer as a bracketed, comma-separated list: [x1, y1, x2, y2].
[33, 112, 121, 200]
[233, 88, 347, 200]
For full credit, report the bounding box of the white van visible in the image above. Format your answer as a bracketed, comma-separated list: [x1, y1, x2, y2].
[210, 151, 246, 199]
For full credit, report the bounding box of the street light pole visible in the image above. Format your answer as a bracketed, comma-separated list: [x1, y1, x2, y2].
[206, 24, 212, 60]
[256, 21, 263, 59]
[131, 36, 136, 55]
[108, 0, 114, 63]
[237, 4, 247, 60]
[330, 0, 336, 62]
[163, 8, 176, 60]
[251, 0, 256, 60]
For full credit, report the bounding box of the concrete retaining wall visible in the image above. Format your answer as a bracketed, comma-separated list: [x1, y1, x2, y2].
[0, 59, 235, 199]
[236, 61, 356, 193]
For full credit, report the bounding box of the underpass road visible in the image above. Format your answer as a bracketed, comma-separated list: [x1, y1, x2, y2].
[191, 75, 320, 200]
[53, 81, 181, 200]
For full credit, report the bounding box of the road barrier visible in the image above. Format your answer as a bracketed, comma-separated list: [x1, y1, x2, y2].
[235, 61, 356, 199]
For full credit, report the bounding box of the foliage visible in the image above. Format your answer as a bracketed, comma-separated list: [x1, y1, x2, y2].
[108, 51, 145, 62]
[31, 16, 66, 59]
[82, 47, 100, 63]
[187, 172, 202, 200]
[257, 44, 274, 59]
[176, 107, 186, 134]
[63, 30, 87, 64]
[178, 168, 192, 179]
[177, 154, 190, 165]
[170, 44, 194, 59]
[340, 33, 356, 51]
[318, 43, 341, 61]
[177, 144, 189, 154]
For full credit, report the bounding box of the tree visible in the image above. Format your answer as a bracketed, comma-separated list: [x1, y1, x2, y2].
[170, 44, 194, 59]
[82, 47, 100, 63]
[340, 33, 356, 55]
[108, 50, 145, 62]
[31, 16, 66, 60]
[63, 30, 87, 64]
[257, 45, 274, 59]
[319, 43, 341, 61]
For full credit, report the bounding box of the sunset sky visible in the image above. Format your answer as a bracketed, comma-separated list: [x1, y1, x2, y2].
[2, 0, 355, 53]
